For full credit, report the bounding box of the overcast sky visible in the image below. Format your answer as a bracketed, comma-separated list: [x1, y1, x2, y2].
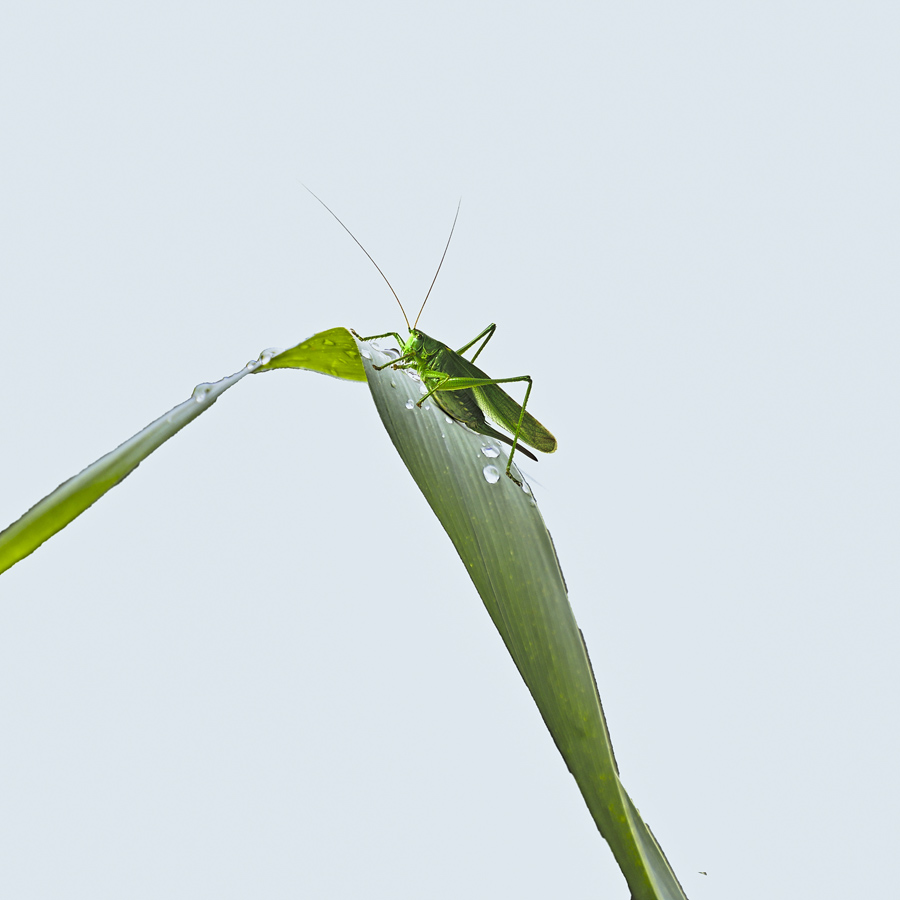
[2, 3, 898, 898]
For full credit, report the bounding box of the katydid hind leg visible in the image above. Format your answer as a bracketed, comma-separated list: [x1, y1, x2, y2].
[471, 372, 536, 480]
[456, 324, 496, 363]
[427, 369, 542, 480]
[462, 372, 535, 480]
[430, 390, 539, 464]
[506, 376, 533, 481]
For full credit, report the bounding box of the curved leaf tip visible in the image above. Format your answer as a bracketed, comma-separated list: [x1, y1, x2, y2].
[254, 327, 366, 382]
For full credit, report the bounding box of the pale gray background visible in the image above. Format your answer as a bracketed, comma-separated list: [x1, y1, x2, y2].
[1, 2, 898, 898]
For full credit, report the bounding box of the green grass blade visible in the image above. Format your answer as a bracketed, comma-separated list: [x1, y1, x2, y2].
[358, 336, 687, 900]
[0, 365, 252, 574]
[0, 328, 363, 575]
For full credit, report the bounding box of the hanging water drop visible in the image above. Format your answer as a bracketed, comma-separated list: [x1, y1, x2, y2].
[192, 383, 213, 403]
[259, 347, 282, 364]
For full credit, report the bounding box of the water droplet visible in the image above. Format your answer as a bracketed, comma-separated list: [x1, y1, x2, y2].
[482, 465, 500, 484]
[423, 403, 431, 411]
[385, 348, 400, 360]
[405, 399, 415, 410]
[261, 347, 282, 365]
[440, 433, 445, 439]
[360, 349, 372, 360]
[482, 446, 500, 458]
[390, 380, 397, 388]
[323, 338, 335, 346]
[521, 481, 532, 495]
[419, 384, 428, 395]
[192, 383, 213, 403]
[445, 416, 454, 424]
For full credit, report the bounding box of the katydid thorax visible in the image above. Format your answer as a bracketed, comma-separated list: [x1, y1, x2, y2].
[306, 189, 557, 484]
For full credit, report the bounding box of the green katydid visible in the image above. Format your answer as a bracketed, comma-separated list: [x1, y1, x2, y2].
[307, 189, 557, 483]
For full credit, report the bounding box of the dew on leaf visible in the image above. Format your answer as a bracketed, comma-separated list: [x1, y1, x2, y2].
[482, 465, 500, 484]
[192, 383, 213, 403]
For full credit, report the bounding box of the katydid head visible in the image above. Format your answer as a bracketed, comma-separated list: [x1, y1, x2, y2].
[402, 328, 429, 358]
[403, 329, 448, 365]
[402, 329, 422, 355]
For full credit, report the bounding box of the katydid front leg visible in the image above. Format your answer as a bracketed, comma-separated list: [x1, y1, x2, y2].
[356, 331, 412, 371]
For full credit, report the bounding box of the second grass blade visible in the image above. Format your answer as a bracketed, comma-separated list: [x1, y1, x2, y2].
[357, 336, 687, 900]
